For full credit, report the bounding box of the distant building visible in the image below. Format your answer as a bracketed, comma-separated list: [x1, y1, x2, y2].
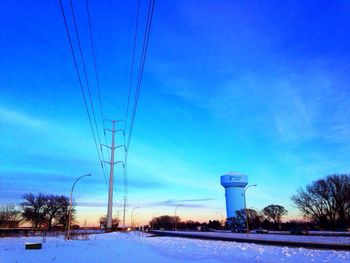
[220, 172, 248, 218]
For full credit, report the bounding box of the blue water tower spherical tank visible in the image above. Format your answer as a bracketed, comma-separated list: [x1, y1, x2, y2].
[220, 172, 248, 218]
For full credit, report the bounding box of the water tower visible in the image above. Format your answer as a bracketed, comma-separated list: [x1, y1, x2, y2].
[220, 172, 248, 218]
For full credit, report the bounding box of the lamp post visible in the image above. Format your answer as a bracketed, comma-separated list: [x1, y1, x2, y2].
[116, 201, 124, 222]
[174, 204, 183, 231]
[130, 207, 140, 229]
[67, 173, 91, 240]
[244, 184, 257, 234]
[132, 213, 140, 228]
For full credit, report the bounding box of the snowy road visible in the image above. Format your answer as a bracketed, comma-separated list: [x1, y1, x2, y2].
[1, 232, 350, 263]
[158, 230, 350, 245]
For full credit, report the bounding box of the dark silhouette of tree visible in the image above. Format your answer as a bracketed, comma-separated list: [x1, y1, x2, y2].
[21, 193, 47, 228]
[263, 205, 287, 224]
[226, 209, 247, 229]
[21, 193, 74, 230]
[45, 195, 62, 231]
[149, 215, 179, 230]
[0, 204, 22, 228]
[181, 220, 202, 230]
[46, 195, 73, 230]
[226, 208, 264, 230]
[291, 174, 350, 229]
[207, 220, 221, 229]
[246, 208, 264, 229]
[56, 196, 75, 229]
[99, 215, 119, 229]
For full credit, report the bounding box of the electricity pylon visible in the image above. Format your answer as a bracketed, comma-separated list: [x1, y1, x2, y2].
[102, 120, 124, 229]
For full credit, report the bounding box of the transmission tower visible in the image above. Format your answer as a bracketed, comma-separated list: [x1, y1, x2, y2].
[102, 120, 125, 229]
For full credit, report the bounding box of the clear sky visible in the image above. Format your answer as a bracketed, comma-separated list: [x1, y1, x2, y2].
[1, 0, 350, 226]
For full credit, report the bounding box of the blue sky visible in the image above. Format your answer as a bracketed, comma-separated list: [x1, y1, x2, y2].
[1, 0, 350, 226]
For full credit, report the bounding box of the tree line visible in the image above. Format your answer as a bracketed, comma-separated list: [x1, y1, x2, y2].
[150, 175, 350, 231]
[228, 174, 350, 230]
[149, 205, 288, 231]
[2, 174, 349, 231]
[0, 193, 75, 231]
[226, 204, 288, 230]
[292, 174, 350, 230]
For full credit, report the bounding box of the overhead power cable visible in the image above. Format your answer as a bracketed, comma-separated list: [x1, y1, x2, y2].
[126, 0, 156, 157]
[120, 0, 156, 227]
[85, 0, 110, 161]
[67, 0, 104, 159]
[124, 0, 141, 133]
[58, 0, 108, 186]
[83, 0, 119, 213]
[121, 0, 142, 228]
[67, 0, 110, 181]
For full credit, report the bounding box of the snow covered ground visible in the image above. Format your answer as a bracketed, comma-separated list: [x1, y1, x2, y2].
[1, 232, 350, 263]
[168, 231, 350, 244]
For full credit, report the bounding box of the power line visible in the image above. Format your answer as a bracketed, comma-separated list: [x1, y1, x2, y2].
[59, 0, 156, 227]
[124, 0, 155, 223]
[121, 0, 142, 229]
[126, 0, 156, 156]
[58, 0, 108, 187]
[120, 0, 156, 228]
[86, 0, 123, 224]
[124, 0, 141, 133]
[67, 0, 107, 165]
[85, 0, 110, 161]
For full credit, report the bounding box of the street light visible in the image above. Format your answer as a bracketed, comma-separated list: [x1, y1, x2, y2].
[116, 201, 124, 222]
[244, 184, 257, 234]
[174, 204, 183, 231]
[130, 207, 140, 229]
[132, 213, 140, 228]
[67, 173, 91, 240]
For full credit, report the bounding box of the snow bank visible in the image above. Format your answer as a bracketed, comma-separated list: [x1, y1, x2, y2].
[1, 232, 349, 263]
[171, 231, 350, 244]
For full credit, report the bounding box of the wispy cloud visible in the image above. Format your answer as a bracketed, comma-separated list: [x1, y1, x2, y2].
[153, 198, 215, 208]
[0, 106, 47, 130]
[128, 144, 220, 193]
[325, 124, 350, 144]
[269, 81, 315, 143]
[76, 201, 107, 208]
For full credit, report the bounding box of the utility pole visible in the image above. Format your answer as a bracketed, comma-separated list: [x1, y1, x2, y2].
[122, 196, 127, 228]
[122, 131, 127, 229]
[102, 120, 124, 230]
[106, 120, 116, 228]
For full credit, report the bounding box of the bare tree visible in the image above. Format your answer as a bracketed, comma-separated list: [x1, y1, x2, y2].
[21, 193, 73, 230]
[291, 174, 350, 229]
[226, 208, 263, 230]
[263, 205, 287, 224]
[99, 215, 119, 229]
[149, 215, 179, 230]
[45, 195, 73, 230]
[21, 193, 47, 228]
[0, 204, 22, 228]
[45, 195, 61, 230]
[56, 196, 75, 229]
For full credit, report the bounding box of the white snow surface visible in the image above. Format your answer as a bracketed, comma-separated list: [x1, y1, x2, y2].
[1, 232, 349, 263]
[168, 231, 350, 244]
